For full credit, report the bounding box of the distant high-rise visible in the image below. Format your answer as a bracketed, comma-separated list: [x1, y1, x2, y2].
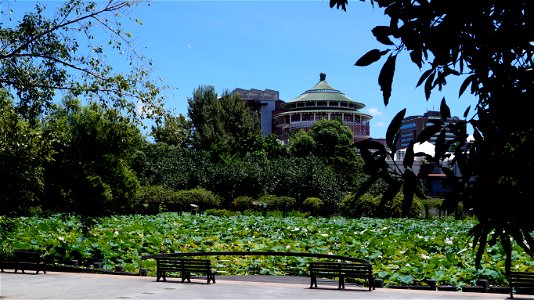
[273, 73, 372, 142]
[397, 110, 462, 149]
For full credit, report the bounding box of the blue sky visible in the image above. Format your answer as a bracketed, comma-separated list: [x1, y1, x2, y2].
[9, 0, 476, 138]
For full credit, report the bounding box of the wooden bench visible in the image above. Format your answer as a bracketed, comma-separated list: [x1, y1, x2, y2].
[0, 250, 46, 274]
[309, 261, 374, 290]
[156, 257, 215, 284]
[509, 271, 534, 298]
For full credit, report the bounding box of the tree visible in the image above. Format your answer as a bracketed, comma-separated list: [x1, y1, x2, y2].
[289, 119, 363, 186]
[0, 90, 52, 215]
[288, 130, 315, 157]
[187, 85, 263, 158]
[0, 0, 163, 123]
[42, 99, 142, 215]
[308, 119, 361, 183]
[151, 113, 192, 147]
[330, 0, 533, 273]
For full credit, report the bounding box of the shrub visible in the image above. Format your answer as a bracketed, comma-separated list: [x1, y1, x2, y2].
[176, 187, 221, 212]
[204, 208, 238, 217]
[135, 185, 181, 214]
[302, 197, 323, 215]
[232, 196, 254, 211]
[258, 195, 295, 211]
[385, 193, 423, 218]
[339, 193, 378, 217]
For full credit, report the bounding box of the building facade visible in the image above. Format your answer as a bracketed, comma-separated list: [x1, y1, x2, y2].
[230, 88, 283, 136]
[273, 73, 372, 143]
[397, 110, 461, 149]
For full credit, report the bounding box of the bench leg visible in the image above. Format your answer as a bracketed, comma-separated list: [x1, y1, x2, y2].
[208, 273, 216, 284]
[156, 271, 166, 282]
[310, 276, 317, 288]
[182, 272, 191, 283]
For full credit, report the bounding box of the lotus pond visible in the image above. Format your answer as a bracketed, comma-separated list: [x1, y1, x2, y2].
[4, 213, 534, 287]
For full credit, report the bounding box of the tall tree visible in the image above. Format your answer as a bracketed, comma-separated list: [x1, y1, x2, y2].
[289, 119, 362, 186]
[151, 113, 192, 147]
[43, 99, 142, 216]
[330, 0, 533, 272]
[0, 0, 163, 123]
[0, 90, 52, 215]
[187, 85, 263, 158]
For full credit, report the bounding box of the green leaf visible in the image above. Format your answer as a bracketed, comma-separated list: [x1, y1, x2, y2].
[378, 54, 397, 106]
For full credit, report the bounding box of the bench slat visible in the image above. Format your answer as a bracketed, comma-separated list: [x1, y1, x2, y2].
[509, 271, 534, 298]
[309, 261, 374, 290]
[155, 257, 215, 284]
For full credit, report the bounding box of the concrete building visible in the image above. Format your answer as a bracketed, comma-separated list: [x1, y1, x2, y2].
[231, 88, 283, 136]
[273, 73, 372, 143]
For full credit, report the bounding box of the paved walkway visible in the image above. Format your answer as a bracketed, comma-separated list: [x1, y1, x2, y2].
[1, 271, 531, 300]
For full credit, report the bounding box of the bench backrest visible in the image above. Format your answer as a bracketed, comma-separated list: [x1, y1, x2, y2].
[310, 262, 372, 276]
[13, 250, 41, 263]
[157, 258, 211, 272]
[510, 272, 534, 285]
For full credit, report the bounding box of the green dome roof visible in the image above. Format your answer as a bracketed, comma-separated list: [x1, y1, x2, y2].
[288, 73, 365, 109]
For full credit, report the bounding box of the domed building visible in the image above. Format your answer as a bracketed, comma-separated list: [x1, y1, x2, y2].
[273, 73, 372, 142]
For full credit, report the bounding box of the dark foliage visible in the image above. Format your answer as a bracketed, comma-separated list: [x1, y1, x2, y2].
[331, 0, 534, 273]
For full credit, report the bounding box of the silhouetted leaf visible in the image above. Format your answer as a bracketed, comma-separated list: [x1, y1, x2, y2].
[416, 124, 442, 143]
[403, 140, 415, 169]
[372, 26, 395, 45]
[473, 226, 488, 269]
[416, 69, 433, 87]
[424, 71, 435, 100]
[434, 131, 447, 159]
[353, 173, 381, 200]
[463, 106, 471, 118]
[440, 98, 451, 121]
[459, 74, 475, 97]
[378, 54, 397, 105]
[410, 50, 422, 69]
[329, 0, 348, 11]
[386, 108, 406, 149]
[355, 49, 389, 66]
[377, 181, 402, 218]
[401, 169, 416, 217]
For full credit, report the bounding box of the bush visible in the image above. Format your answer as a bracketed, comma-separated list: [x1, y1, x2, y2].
[302, 197, 323, 215]
[204, 208, 238, 217]
[232, 196, 254, 211]
[258, 195, 296, 211]
[135, 185, 182, 214]
[385, 193, 423, 218]
[176, 187, 221, 212]
[339, 193, 378, 217]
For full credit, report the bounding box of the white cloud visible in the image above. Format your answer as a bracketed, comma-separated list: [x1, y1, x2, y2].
[186, 44, 192, 49]
[374, 121, 386, 128]
[367, 107, 383, 116]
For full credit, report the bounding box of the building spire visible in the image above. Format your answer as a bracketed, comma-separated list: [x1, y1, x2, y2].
[320, 72, 326, 81]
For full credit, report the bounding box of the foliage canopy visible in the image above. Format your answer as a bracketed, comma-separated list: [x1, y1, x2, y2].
[330, 0, 534, 273]
[0, 0, 164, 123]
